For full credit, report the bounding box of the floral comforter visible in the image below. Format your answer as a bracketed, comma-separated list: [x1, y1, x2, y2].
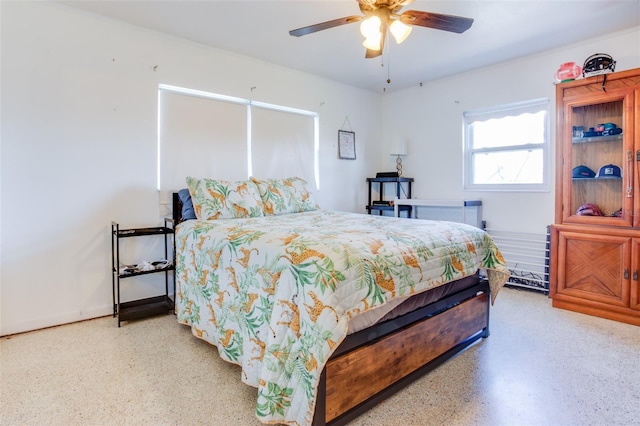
[175, 210, 509, 425]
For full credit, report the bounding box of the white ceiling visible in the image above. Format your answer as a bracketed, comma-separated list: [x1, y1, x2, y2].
[60, 0, 640, 93]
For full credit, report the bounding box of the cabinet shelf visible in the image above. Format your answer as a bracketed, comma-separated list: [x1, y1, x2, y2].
[571, 177, 622, 181]
[572, 133, 623, 144]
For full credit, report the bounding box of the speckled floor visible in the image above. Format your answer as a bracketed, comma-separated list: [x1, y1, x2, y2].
[1, 287, 639, 426]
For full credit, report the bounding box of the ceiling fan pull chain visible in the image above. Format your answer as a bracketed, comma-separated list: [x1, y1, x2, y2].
[384, 33, 391, 84]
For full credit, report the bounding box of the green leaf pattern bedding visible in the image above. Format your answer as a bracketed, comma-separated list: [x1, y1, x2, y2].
[175, 210, 510, 425]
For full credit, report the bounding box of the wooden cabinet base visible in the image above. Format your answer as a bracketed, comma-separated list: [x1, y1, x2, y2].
[550, 224, 640, 327]
[551, 297, 640, 326]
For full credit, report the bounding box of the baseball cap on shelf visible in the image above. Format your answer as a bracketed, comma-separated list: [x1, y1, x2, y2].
[596, 164, 621, 179]
[572, 165, 596, 179]
[576, 203, 604, 216]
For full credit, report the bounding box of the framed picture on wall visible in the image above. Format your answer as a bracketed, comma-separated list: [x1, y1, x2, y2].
[338, 130, 356, 160]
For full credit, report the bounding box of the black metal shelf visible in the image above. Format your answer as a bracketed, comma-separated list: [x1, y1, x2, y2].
[116, 226, 173, 238]
[111, 218, 175, 327]
[367, 205, 411, 212]
[116, 263, 174, 279]
[366, 177, 414, 183]
[118, 295, 174, 322]
[366, 177, 413, 216]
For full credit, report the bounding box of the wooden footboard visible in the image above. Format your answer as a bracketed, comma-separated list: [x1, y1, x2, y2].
[313, 280, 490, 426]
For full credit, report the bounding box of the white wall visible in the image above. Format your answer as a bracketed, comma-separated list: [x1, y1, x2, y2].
[0, 2, 379, 335]
[379, 27, 640, 234]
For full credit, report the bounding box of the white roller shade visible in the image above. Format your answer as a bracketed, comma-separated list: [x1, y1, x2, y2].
[250, 107, 315, 184]
[158, 89, 248, 199]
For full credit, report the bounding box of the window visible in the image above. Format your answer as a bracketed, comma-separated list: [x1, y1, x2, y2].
[157, 84, 319, 201]
[463, 98, 549, 191]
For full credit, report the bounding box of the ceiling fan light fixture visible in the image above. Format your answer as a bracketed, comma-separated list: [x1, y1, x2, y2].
[362, 35, 381, 51]
[289, 1, 474, 60]
[360, 15, 381, 38]
[389, 19, 412, 44]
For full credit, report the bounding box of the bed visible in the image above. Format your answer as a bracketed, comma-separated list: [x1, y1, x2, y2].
[172, 176, 510, 426]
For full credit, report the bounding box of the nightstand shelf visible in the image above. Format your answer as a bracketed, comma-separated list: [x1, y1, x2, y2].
[111, 218, 175, 327]
[118, 295, 174, 323]
[367, 204, 412, 214]
[366, 177, 413, 216]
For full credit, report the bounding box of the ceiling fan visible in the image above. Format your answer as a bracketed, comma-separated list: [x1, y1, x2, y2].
[289, 0, 473, 59]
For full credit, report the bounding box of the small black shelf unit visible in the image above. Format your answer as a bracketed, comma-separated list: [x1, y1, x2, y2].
[366, 176, 413, 216]
[111, 218, 175, 327]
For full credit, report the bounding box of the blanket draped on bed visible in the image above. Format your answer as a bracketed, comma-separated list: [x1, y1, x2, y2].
[175, 210, 510, 425]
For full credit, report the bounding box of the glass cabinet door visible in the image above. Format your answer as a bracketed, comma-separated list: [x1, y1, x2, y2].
[562, 92, 634, 227]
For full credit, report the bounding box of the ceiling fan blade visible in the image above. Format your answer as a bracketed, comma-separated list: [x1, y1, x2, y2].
[289, 15, 362, 37]
[400, 10, 473, 34]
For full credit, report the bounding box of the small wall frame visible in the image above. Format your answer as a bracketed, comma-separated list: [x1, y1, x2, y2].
[338, 130, 356, 160]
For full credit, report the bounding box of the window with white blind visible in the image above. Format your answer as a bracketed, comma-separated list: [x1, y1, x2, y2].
[158, 89, 248, 188]
[463, 98, 550, 191]
[251, 106, 315, 179]
[157, 84, 318, 203]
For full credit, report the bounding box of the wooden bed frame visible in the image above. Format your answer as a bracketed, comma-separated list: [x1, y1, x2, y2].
[313, 279, 489, 425]
[172, 193, 491, 426]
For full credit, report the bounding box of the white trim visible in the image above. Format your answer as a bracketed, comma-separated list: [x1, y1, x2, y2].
[314, 115, 320, 190]
[463, 98, 548, 121]
[159, 84, 248, 105]
[156, 90, 162, 191]
[250, 100, 317, 118]
[247, 105, 253, 178]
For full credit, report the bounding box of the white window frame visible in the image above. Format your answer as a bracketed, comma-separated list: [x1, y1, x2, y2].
[463, 98, 550, 192]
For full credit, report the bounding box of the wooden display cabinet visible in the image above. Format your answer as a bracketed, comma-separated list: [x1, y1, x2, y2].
[550, 67, 640, 325]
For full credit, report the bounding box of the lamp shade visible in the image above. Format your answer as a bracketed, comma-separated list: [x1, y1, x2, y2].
[390, 20, 412, 44]
[390, 139, 408, 156]
[361, 16, 382, 51]
[360, 16, 381, 38]
[362, 35, 381, 51]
